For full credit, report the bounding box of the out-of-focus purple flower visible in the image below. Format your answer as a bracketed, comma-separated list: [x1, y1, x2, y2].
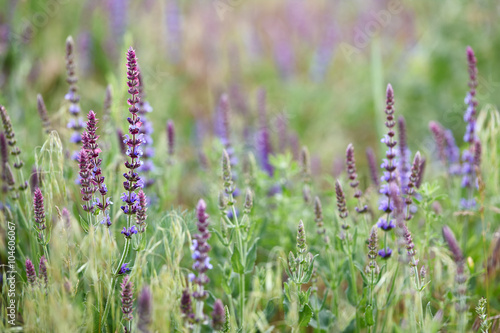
[167, 120, 175, 159]
[366, 147, 380, 188]
[256, 88, 273, 176]
[211, 299, 225, 330]
[443, 129, 460, 174]
[398, 117, 411, 191]
[108, 0, 128, 55]
[25, 258, 37, 285]
[404, 152, 421, 220]
[137, 285, 152, 332]
[429, 121, 446, 165]
[309, 23, 336, 82]
[180, 288, 194, 320]
[120, 275, 134, 321]
[65, 36, 83, 155]
[136, 190, 148, 233]
[0, 105, 25, 172]
[346, 144, 367, 213]
[136, 72, 155, 188]
[37, 94, 51, 133]
[460, 47, 479, 209]
[165, 0, 182, 64]
[39, 255, 48, 287]
[442, 225, 463, 262]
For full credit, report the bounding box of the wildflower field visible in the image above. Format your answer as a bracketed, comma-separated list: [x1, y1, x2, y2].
[1, 0, 500, 332]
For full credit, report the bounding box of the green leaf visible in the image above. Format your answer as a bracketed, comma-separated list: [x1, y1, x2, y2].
[231, 246, 244, 274]
[301, 254, 318, 283]
[298, 304, 313, 327]
[212, 228, 229, 246]
[245, 238, 259, 273]
[365, 305, 374, 326]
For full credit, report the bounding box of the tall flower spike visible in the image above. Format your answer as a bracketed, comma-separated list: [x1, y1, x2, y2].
[461, 46, 479, 210]
[301, 146, 311, 203]
[222, 149, 233, 195]
[335, 180, 349, 229]
[120, 276, 134, 321]
[256, 88, 273, 176]
[404, 152, 421, 221]
[33, 188, 47, 239]
[137, 285, 152, 332]
[313, 196, 326, 237]
[65, 36, 83, 154]
[39, 255, 48, 288]
[136, 71, 155, 188]
[346, 143, 367, 213]
[180, 288, 194, 320]
[366, 147, 380, 188]
[78, 149, 95, 212]
[82, 110, 111, 219]
[212, 299, 226, 330]
[191, 199, 212, 296]
[365, 227, 379, 274]
[25, 258, 37, 286]
[102, 84, 113, 124]
[296, 220, 307, 254]
[429, 121, 446, 165]
[136, 190, 148, 232]
[37, 94, 51, 133]
[398, 116, 410, 190]
[416, 157, 426, 189]
[442, 225, 467, 313]
[167, 119, 175, 160]
[0, 105, 25, 173]
[121, 47, 144, 220]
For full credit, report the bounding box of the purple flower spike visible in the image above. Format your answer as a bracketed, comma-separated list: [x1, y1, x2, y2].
[167, 119, 175, 158]
[34, 188, 47, 241]
[25, 258, 37, 285]
[65, 36, 83, 158]
[366, 147, 380, 188]
[180, 288, 194, 320]
[37, 94, 51, 133]
[39, 255, 48, 287]
[136, 190, 148, 233]
[121, 226, 138, 238]
[78, 149, 95, 212]
[190, 199, 212, 301]
[120, 276, 134, 321]
[121, 47, 145, 222]
[211, 299, 226, 330]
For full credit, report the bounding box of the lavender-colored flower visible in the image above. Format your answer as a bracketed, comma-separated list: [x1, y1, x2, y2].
[34, 188, 47, 237]
[404, 152, 421, 220]
[377, 218, 395, 231]
[314, 196, 327, 239]
[136, 190, 148, 233]
[378, 248, 392, 259]
[429, 121, 446, 165]
[120, 275, 134, 321]
[366, 147, 380, 188]
[82, 111, 111, 218]
[4, 163, 18, 198]
[346, 144, 367, 213]
[256, 88, 273, 176]
[137, 285, 152, 333]
[442, 225, 463, 262]
[443, 129, 460, 174]
[37, 94, 51, 133]
[474, 139, 481, 167]
[416, 157, 426, 189]
[398, 117, 410, 190]
[78, 149, 95, 212]
[335, 180, 349, 229]
[62, 207, 71, 230]
[211, 299, 225, 330]
[65, 36, 83, 152]
[167, 120, 175, 159]
[117, 129, 127, 156]
[121, 226, 138, 238]
[0, 105, 24, 171]
[461, 47, 479, 209]
[39, 255, 48, 287]
[25, 258, 37, 285]
[165, 0, 182, 64]
[136, 72, 155, 187]
[442, 225, 467, 312]
[121, 47, 144, 221]
[180, 288, 194, 320]
[119, 263, 131, 275]
[365, 227, 379, 274]
[301, 146, 311, 203]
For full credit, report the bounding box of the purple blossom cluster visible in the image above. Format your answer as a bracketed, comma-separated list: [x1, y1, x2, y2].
[33, 188, 46, 240]
[136, 73, 155, 188]
[65, 36, 84, 158]
[461, 46, 480, 209]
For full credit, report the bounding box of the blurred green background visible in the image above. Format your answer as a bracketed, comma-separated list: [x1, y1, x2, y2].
[0, 0, 499, 204]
